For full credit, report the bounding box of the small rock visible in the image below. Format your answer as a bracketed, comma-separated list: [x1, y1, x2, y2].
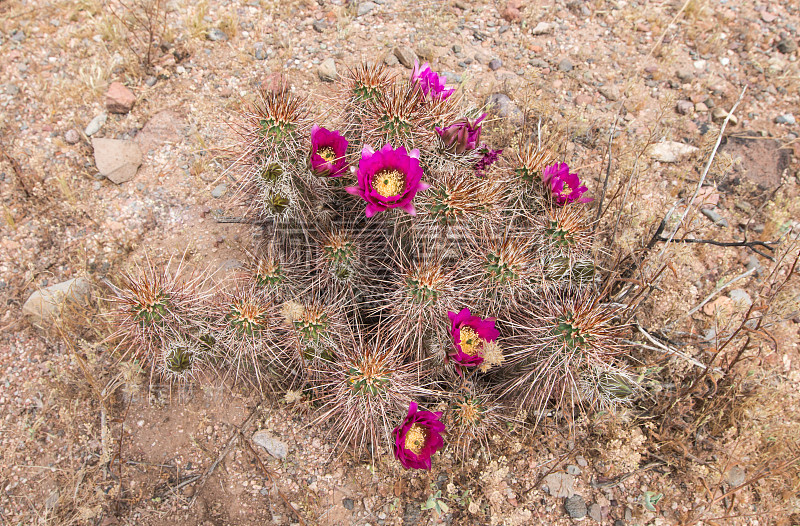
[695, 102, 709, 112]
[5, 83, 19, 96]
[10, 29, 25, 42]
[676, 69, 694, 83]
[318, 58, 338, 82]
[92, 138, 143, 184]
[746, 255, 762, 275]
[206, 28, 228, 41]
[145, 76, 157, 87]
[357, 1, 377, 16]
[599, 85, 620, 101]
[312, 20, 327, 33]
[675, 100, 694, 115]
[558, 58, 573, 72]
[776, 113, 796, 125]
[488, 58, 502, 71]
[776, 38, 798, 54]
[711, 107, 737, 125]
[760, 11, 777, 23]
[254, 45, 267, 60]
[384, 54, 399, 66]
[415, 44, 434, 61]
[576, 455, 588, 467]
[442, 72, 461, 84]
[529, 58, 549, 68]
[343, 498, 354, 510]
[531, 21, 552, 35]
[452, 44, 462, 54]
[105, 81, 136, 114]
[474, 50, 491, 64]
[542, 473, 575, 498]
[485, 93, 523, 125]
[22, 278, 92, 325]
[252, 430, 289, 459]
[564, 495, 587, 519]
[393, 46, 417, 69]
[502, 6, 521, 22]
[566, 464, 581, 476]
[64, 129, 80, 145]
[85, 113, 107, 136]
[211, 184, 227, 198]
[574, 94, 592, 106]
[701, 207, 729, 227]
[588, 503, 602, 522]
[693, 59, 706, 70]
[648, 141, 699, 163]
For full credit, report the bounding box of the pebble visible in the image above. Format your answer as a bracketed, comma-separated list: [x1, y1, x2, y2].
[529, 58, 549, 68]
[531, 21, 552, 35]
[485, 93, 523, 125]
[588, 503, 602, 522]
[474, 50, 491, 64]
[11, 29, 25, 42]
[712, 107, 737, 125]
[384, 54, 399, 66]
[488, 58, 502, 71]
[648, 141, 699, 163]
[675, 100, 694, 115]
[343, 498, 354, 510]
[393, 46, 417, 68]
[599, 85, 620, 101]
[442, 72, 461, 84]
[85, 112, 107, 136]
[452, 44, 462, 54]
[695, 102, 709, 112]
[22, 278, 92, 325]
[318, 58, 338, 82]
[728, 289, 752, 306]
[576, 455, 588, 467]
[558, 58, 573, 72]
[252, 430, 288, 459]
[64, 129, 80, 145]
[564, 495, 587, 519]
[92, 138, 143, 184]
[211, 184, 227, 198]
[254, 45, 267, 60]
[145, 76, 157, 87]
[357, 1, 377, 16]
[776, 113, 796, 125]
[777, 38, 798, 54]
[312, 20, 327, 33]
[542, 472, 575, 498]
[105, 82, 136, 114]
[5, 83, 19, 96]
[206, 28, 228, 41]
[726, 465, 746, 487]
[701, 207, 729, 227]
[675, 69, 694, 83]
[566, 464, 581, 476]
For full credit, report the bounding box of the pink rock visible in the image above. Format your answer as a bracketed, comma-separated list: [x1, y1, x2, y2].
[105, 82, 136, 114]
[574, 94, 593, 106]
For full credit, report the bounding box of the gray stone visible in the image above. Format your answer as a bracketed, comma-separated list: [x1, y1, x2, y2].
[531, 21, 552, 35]
[727, 465, 746, 487]
[452, 44, 462, 53]
[576, 455, 588, 467]
[22, 277, 92, 325]
[777, 38, 798, 54]
[211, 183, 227, 198]
[312, 20, 326, 33]
[92, 138, 142, 184]
[64, 129, 80, 145]
[676, 69, 694, 83]
[588, 503, 602, 522]
[648, 141, 699, 163]
[85, 112, 107, 136]
[558, 58, 573, 72]
[566, 464, 581, 476]
[343, 498, 354, 510]
[318, 58, 338, 82]
[393, 46, 417, 68]
[206, 28, 228, 41]
[776, 113, 796, 125]
[701, 207, 729, 227]
[252, 430, 289, 459]
[384, 53, 399, 66]
[254, 45, 267, 60]
[442, 72, 461, 84]
[728, 289, 752, 306]
[145, 76, 157, 87]
[564, 495, 587, 519]
[529, 58, 549, 68]
[542, 472, 575, 498]
[676, 100, 694, 115]
[489, 58, 502, 71]
[474, 50, 491, 64]
[5, 83, 19, 96]
[11, 29, 25, 42]
[485, 92, 523, 125]
[357, 1, 377, 16]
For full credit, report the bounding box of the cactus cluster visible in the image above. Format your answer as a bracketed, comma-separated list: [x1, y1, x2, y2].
[111, 61, 636, 469]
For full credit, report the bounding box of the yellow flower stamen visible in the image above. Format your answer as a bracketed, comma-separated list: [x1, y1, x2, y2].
[317, 146, 337, 163]
[405, 423, 429, 455]
[372, 169, 405, 198]
[458, 327, 484, 355]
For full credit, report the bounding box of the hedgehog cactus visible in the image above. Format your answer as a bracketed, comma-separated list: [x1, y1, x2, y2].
[110, 60, 636, 467]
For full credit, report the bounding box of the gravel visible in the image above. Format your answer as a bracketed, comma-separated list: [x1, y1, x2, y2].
[85, 112, 107, 136]
[558, 58, 573, 72]
[206, 28, 228, 41]
[564, 495, 588, 519]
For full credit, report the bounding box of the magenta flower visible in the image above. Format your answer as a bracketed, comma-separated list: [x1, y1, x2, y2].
[474, 146, 502, 177]
[310, 125, 349, 177]
[345, 144, 430, 217]
[447, 308, 499, 371]
[436, 113, 486, 154]
[411, 60, 455, 100]
[392, 402, 446, 470]
[542, 163, 592, 205]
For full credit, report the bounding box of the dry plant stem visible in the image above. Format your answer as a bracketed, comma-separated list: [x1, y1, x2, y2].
[635, 324, 723, 374]
[654, 235, 777, 261]
[240, 431, 306, 526]
[667, 266, 756, 327]
[1, 142, 32, 198]
[656, 86, 748, 261]
[190, 399, 264, 505]
[594, 112, 620, 225]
